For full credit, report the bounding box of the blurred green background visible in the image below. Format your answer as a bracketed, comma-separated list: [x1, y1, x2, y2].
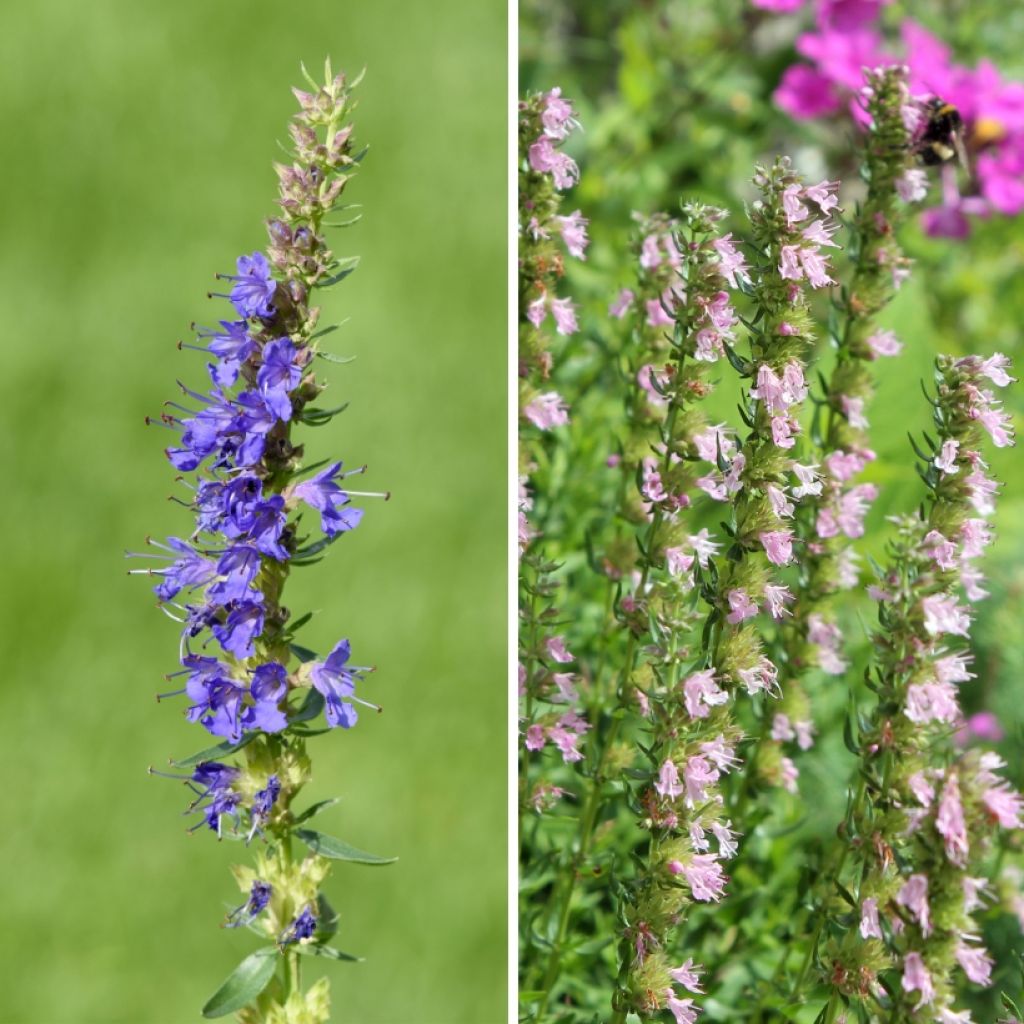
[0, 2, 506, 1022]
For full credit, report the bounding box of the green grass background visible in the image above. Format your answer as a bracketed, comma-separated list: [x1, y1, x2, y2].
[0, 2, 507, 1022]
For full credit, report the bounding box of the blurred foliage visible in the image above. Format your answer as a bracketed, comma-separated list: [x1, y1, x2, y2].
[521, 1, 1024, 1020]
[0, 2, 505, 1022]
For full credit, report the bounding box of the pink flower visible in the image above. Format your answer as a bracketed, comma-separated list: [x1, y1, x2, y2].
[540, 88, 576, 140]
[700, 735, 741, 772]
[859, 897, 883, 939]
[546, 636, 574, 664]
[760, 529, 795, 565]
[646, 297, 675, 328]
[683, 754, 720, 806]
[804, 179, 841, 213]
[961, 518, 993, 559]
[693, 328, 725, 362]
[752, 0, 804, 10]
[688, 529, 721, 568]
[934, 438, 960, 474]
[771, 713, 795, 742]
[678, 854, 728, 902]
[807, 613, 848, 674]
[693, 423, 736, 462]
[782, 183, 809, 225]
[908, 771, 935, 806]
[682, 669, 729, 719]
[923, 530, 958, 570]
[896, 874, 932, 936]
[865, 328, 903, 357]
[655, 759, 684, 800]
[906, 678, 960, 727]
[792, 462, 823, 498]
[896, 168, 929, 203]
[963, 877, 989, 914]
[982, 784, 1023, 828]
[524, 392, 570, 430]
[526, 295, 547, 327]
[550, 296, 578, 335]
[726, 588, 758, 624]
[736, 656, 780, 697]
[799, 246, 834, 287]
[902, 952, 935, 1008]
[955, 940, 993, 986]
[834, 483, 877, 538]
[556, 210, 589, 259]
[934, 652, 975, 684]
[963, 352, 1015, 388]
[840, 395, 868, 429]
[780, 756, 799, 793]
[525, 724, 546, 751]
[825, 447, 874, 481]
[528, 137, 579, 189]
[771, 415, 797, 448]
[794, 720, 815, 750]
[921, 594, 971, 637]
[665, 992, 699, 1024]
[802, 218, 840, 247]
[666, 547, 695, 578]
[712, 820, 739, 858]
[764, 584, 794, 619]
[937, 773, 969, 866]
[669, 958, 704, 993]
[712, 233, 749, 287]
[548, 724, 584, 763]
[779, 244, 804, 280]
[774, 64, 842, 119]
[609, 288, 635, 319]
[640, 234, 663, 270]
[551, 673, 578, 703]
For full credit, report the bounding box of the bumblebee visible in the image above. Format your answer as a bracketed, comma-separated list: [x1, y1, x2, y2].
[915, 98, 968, 168]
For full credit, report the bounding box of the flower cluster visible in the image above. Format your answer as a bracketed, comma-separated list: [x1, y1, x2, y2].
[764, 1, 1024, 236]
[754, 67, 922, 785]
[518, 87, 587, 430]
[816, 354, 1020, 1021]
[612, 163, 843, 1019]
[518, 88, 592, 816]
[134, 63, 393, 1022]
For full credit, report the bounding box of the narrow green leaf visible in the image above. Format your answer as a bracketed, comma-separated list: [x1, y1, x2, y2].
[293, 798, 341, 825]
[201, 947, 277, 1018]
[294, 828, 397, 865]
[172, 733, 255, 769]
[294, 943, 362, 962]
[289, 643, 319, 664]
[289, 686, 324, 724]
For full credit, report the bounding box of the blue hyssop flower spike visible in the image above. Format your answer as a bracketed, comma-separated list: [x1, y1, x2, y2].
[136, 60, 395, 1023]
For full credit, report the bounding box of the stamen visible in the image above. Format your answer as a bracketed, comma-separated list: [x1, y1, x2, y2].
[344, 489, 391, 500]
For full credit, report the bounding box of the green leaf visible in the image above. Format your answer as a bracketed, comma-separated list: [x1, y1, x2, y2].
[289, 687, 324, 725]
[293, 798, 341, 825]
[294, 943, 362, 962]
[316, 351, 357, 364]
[200, 947, 277, 1018]
[172, 733, 256, 769]
[298, 400, 350, 426]
[289, 643, 319, 664]
[518, 991, 546, 1003]
[315, 892, 339, 939]
[294, 828, 397, 865]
